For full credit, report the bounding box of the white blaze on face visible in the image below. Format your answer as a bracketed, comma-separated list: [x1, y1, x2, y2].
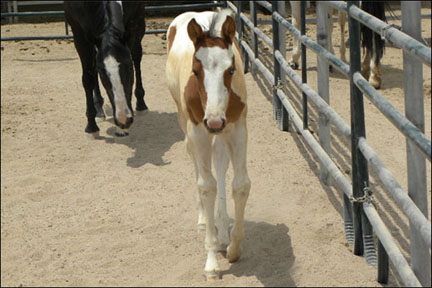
[103, 54, 132, 125]
[195, 45, 233, 119]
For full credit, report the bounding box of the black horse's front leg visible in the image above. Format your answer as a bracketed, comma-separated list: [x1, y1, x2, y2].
[128, 33, 148, 111]
[93, 78, 106, 119]
[83, 70, 99, 134]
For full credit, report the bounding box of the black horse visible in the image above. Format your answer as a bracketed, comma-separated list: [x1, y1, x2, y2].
[64, 1, 148, 136]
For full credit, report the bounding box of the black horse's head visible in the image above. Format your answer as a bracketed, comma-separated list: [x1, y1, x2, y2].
[96, 1, 134, 134]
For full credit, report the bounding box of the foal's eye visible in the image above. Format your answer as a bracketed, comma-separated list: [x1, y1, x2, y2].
[192, 70, 198, 76]
[229, 68, 235, 75]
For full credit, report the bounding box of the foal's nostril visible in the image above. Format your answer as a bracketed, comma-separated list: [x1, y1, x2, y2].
[204, 117, 226, 133]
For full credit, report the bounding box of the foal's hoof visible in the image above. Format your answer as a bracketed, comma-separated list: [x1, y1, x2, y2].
[204, 270, 220, 281]
[227, 245, 241, 263]
[197, 223, 206, 232]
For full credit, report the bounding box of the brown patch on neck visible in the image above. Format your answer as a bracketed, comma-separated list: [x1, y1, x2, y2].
[226, 90, 245, 123]
[167, 26, 176, 53]
[184, 75, 205, 125]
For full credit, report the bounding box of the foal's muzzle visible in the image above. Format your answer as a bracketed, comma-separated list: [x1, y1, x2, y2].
[204, 117, 226, 134]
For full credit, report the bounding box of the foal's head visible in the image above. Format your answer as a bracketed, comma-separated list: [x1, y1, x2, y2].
[97, 1, 134, 133]
[187, 10, 237, 134]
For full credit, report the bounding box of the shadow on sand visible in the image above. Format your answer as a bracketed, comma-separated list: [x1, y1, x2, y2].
[95, 107, 184, 168]
[222, 220, 295, 287]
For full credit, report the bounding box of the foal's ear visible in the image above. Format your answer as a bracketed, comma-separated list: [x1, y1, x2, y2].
[221, 15, 236, 42]
[187, 18, 204, 45]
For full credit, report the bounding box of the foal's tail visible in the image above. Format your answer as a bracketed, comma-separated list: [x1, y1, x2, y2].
[361, 2, 386, 64]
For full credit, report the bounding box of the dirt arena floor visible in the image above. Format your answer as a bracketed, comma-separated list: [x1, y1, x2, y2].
[1, 4, 431, 287]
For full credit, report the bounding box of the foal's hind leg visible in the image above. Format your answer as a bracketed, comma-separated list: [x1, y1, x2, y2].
[128, 33, 148, 111]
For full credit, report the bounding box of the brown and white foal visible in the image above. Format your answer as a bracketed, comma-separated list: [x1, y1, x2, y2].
[166, 9, 250, 280]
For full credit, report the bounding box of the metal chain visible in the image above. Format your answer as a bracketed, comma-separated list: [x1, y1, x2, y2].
[349, 184, 376, 207]
[272, 79, 283, 92]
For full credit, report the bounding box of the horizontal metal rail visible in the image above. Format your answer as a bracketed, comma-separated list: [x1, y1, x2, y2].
[0, 3, 224, 17]
[1, 11, 64, 16]
[0, 2, 222, 41]
[272, 11, 350, 76]
[327, 1, 431, 67]
[274, 49, 351, 138]
[358, 137, 431, 248]
[240, 11, 273, 49]
[363, 203, 422, 287]
[354, 73, 431, 161]
[0, 29, 168, 41]
[241, 39, 354, 200]
[256, 1, 272, 13]
[268, 9, 431, 162]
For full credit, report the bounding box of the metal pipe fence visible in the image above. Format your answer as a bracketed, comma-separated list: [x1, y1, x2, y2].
[0, 2, 224, 41]
[229, 1, 431, 286]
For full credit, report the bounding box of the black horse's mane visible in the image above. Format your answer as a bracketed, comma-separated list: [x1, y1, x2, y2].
[91, 1, 127, 50]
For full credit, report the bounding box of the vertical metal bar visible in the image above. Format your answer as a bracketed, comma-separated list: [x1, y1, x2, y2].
[348, 0, 377, 264]
[65, 19, 69, 35]
[377, 239, 389, 284]
[250, 1, 258, 75]
[301, 0, 308, 130]
[316, 1, 331, 186]
[13, 0, 18, 23]
[278, 1, 287, 87]
[236, 1, 249, 74]
[401, 2, 430, 286]
[348, 0, 364, 257]
[272, 1, 288, 131]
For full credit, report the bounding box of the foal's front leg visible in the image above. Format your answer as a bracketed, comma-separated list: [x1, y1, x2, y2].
[188, 125, 220, 280]
[223, 120, 251, 263]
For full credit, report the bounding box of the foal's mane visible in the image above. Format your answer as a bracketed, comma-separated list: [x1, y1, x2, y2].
[208, 8, 234, 38]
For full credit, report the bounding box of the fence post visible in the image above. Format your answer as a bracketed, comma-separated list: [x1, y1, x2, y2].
[401, 2, 430, 286]
[272, 1, 288, 131]
[250, 1, 258, 76]
[278, 1, 287, 88]
[236, 1, 249, 74]
[348, 3, 376, 265]
[316, 1, 331, 186]
[301, 1, 308, 130]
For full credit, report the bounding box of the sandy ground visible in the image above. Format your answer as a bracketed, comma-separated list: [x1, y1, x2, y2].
[1, 5, 431, 287]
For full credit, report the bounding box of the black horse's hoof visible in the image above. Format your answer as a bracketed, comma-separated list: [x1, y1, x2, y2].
[136, 102, 148, 111]
[85, 123, 99, 134]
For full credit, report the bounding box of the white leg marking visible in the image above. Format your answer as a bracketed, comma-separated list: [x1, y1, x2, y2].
[187, 124, 220, 279]
[223, 120, 250, 263]
[213, 135, 230, 251]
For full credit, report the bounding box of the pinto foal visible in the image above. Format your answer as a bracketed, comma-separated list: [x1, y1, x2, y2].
[166, 9, 250, 280]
